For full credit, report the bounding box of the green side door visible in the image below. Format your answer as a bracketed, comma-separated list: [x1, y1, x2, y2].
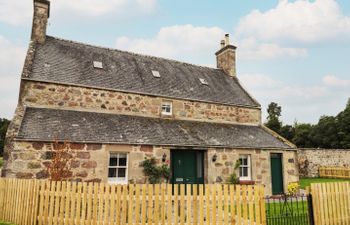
[171, 150, 204, 185]
[271, 153, 284, 195]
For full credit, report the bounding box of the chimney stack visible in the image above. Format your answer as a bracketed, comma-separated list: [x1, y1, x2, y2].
[215, 34, 237, 77]
[31, 0, 50, 44]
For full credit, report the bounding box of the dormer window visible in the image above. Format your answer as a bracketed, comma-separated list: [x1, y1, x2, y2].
[161, 102, 172, 116]
[93, 61, 103, 69]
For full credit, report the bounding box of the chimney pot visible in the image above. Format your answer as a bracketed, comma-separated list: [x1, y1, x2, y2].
[220, 40, 225, 48]
[225, 34, 230, 46]
[31, 0, 50, 44]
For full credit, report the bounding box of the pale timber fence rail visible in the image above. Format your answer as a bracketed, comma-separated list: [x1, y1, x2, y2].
[319, 166, 350, 179]
[0, 178, 267, 225]
[310, 182, 350, 225]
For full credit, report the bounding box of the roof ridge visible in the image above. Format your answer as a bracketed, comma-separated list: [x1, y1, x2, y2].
[46, 35, 221, 71]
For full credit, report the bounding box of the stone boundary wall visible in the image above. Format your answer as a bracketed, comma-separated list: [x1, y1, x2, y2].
[21, 80, 261, 125]
[297, 148, 350, 177]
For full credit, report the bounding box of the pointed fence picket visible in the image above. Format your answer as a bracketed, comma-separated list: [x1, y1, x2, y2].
[0, 178, 266, 225]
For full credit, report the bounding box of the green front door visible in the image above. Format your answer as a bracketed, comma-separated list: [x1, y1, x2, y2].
[171, 150, 204, 184]
[271, 153, 284, 195]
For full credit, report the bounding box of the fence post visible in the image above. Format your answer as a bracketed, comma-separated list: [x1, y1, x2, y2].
[306, 187, 315, 225]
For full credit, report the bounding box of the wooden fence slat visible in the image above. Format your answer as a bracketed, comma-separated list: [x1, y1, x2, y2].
[193, 184, 198, 225]
[134, 185, 140, 225]
[199, 185, 204, 225]
[174, 184, 179, 225]
[167, 184, 172, 225]
[205, 185, 210, 225]
[0, 179, 268, 225]
[154, 184, 159, 225]
[141, 184, 147, 225]
[186, 184, 191, 225]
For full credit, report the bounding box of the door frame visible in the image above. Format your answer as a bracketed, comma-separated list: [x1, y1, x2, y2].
[270, 152, 284, 195]
[170, 149, 205, 185]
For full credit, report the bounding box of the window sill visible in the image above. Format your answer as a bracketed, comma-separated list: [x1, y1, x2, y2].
[239, 180, 255, 185]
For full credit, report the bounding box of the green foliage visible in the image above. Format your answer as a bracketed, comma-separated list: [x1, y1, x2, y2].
[292, 123, 314, 148]
[227, 160, 241, 184]
[140, 158, 170, 184]
[265, 99, 350, 149]
[0, 118, 10, 156]
[265, 102, 282, 133]
[279, 125, 295, 142]
[0, 157, 3, 168]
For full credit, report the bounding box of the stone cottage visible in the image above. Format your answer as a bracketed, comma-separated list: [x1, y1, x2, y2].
[2, 0, 298, 194]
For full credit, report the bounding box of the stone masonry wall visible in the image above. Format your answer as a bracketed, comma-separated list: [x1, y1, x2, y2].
[3, 141, 170, 184]
[297, 148, 350, 177]
[4, 140, 298, 195]
[21, 81, 261, 125]
[208, 148, 298, 195]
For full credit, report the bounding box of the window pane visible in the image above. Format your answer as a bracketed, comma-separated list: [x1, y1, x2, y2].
[117, 168, 126, 178]
[108, 168, 117, 178]
[119, 156, 127, 166]
[109, 157, 118, 166]
[243, 158, 248, 165]
[239, 167, 243, 177]
[243, 167, 248, 177]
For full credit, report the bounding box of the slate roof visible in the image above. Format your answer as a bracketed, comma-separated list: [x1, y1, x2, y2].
[17, 107, 292, 149]
[25, 36, 260, 108]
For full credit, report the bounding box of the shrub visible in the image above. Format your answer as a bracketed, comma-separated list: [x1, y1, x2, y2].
[140, 158, 170, 184]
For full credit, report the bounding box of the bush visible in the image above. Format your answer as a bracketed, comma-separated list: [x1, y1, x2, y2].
[0, 157, 3, 168]
[140, 158, 170, 184]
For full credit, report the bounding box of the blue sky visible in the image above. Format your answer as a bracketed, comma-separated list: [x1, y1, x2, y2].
[0, 0, 350, 124]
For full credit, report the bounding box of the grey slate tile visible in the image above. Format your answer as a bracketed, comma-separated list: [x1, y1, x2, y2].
[27, 36, 260, 107]
[17, 107, 291, 149]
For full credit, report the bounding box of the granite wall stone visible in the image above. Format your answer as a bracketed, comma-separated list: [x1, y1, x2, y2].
[21, 81, 261, 125]
[3, 140, 298, 195]
[297, 148, 350, 177]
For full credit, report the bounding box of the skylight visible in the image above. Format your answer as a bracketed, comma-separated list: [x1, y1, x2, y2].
[199, 78, 208, 85]
[93, 61, 103, 69]
[152, 70, 161, 78]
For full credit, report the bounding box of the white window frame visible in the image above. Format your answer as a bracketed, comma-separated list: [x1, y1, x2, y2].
[108, 152, 129, 184]
[161, 102, 172, 116]
[239, 155, 251, 181]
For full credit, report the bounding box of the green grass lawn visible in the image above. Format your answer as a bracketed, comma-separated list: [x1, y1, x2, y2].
[0, 221, 17, 225]
[266, 199, 309, 225]
[299, 177, 350, 189]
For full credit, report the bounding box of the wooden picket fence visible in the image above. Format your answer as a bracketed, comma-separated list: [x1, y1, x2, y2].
[310, 182, 350, 225]
[0, 178, 266, 225]
[319, 166, 350, 179]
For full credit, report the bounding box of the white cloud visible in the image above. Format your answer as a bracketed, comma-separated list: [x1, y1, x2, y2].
[322, 75, 350, 87]
[237, 37, 307, 60]
[239, 73, 349, 123]
[0, 36, 26, 119]
[0, 0, 157, 26]
[116, 24, 225, 65]
[236, 0, 350, 44]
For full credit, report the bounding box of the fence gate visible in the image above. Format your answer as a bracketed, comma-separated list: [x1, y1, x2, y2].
[265, 194, 314, 225]
[310, 182, 350, 225]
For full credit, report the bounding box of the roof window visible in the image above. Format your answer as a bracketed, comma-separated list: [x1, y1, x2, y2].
[93, 61, 103, 69]
[199, 78, 208, 85]
[152, 70, 161, 78]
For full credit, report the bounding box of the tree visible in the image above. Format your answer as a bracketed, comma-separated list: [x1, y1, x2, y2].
[265, 102, 282, 133]
[292, 123, 314, 148]
[280, 125, 295, 142]
[336, 100, 350, 148]
[0, 118, 10, 156]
